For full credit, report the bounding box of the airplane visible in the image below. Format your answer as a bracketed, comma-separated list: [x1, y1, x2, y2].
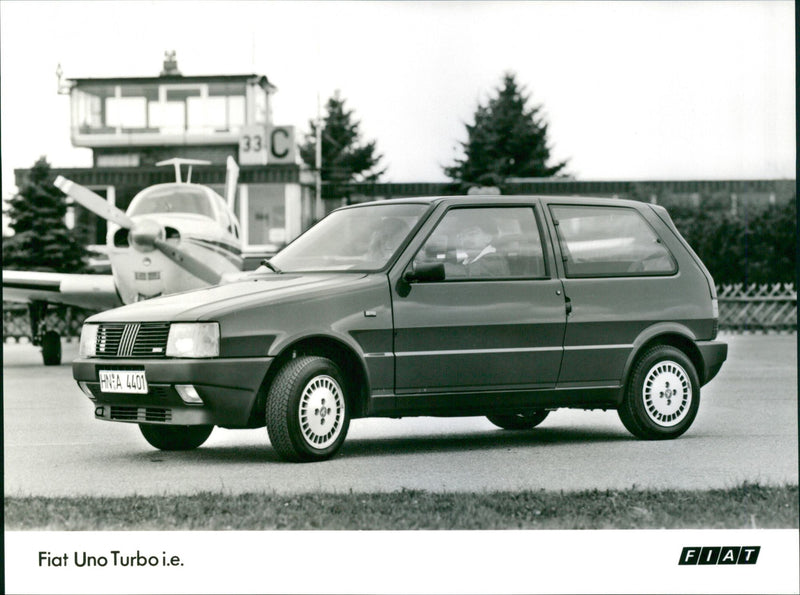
[3, 157, 244, 366]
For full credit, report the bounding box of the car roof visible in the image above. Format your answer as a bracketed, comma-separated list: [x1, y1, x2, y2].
[340, 194, 651, 210]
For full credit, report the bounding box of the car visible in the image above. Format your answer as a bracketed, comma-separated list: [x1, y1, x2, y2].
[73, 195, 728, 462]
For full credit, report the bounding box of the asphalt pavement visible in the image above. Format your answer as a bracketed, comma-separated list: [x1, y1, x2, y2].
[3, 333, 797, 496]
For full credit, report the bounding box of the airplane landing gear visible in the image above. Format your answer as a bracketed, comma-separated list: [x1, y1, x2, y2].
[41, 330, 62, 366]
[29, 301, 62, 366]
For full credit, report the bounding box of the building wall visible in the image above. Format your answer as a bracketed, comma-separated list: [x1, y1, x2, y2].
[330, 179, 796, 205]
[94, 145, 240, 167]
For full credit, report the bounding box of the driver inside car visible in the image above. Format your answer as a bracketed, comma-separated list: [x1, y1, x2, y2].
[455, 218, 510, 278]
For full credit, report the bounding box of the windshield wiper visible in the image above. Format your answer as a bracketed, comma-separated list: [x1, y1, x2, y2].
[259, 259, 282, 274]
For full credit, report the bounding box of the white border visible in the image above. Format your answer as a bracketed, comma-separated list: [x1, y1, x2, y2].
[6, 529, 799, 594]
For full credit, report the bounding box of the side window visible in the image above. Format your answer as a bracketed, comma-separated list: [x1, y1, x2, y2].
[550, 205, 677, 277]
[413, 207, 546, 280]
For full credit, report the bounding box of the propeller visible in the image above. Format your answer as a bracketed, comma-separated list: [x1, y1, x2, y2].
[224, 156, 240, 210]
[54, 176, 223, 286]
[54, 176, 134, 229]
[153, 238, 222, 285]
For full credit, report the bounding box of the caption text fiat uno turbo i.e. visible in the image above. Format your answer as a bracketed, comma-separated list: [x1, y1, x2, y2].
[73, 196, 727, 462]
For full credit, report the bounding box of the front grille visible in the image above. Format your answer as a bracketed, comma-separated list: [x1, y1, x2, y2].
[97, 324, 124, 356]
[108, 406, 172, 422]
[131, 323, 170, 356]
[95, 322, 170, 358]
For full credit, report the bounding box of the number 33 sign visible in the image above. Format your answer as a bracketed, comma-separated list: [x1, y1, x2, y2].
[239, 125, 297, 165]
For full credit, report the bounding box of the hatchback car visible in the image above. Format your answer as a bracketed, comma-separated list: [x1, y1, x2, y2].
[73, 196, 727, 461]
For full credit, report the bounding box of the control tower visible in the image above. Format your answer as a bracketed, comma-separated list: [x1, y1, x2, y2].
[68, 51, 279, 168]
[18, 52, 313, 265]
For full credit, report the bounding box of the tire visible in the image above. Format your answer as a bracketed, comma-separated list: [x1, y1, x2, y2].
[618, 345, 700, 440]
[41, 331, 61, 366]
[487, 410, 550, 430]
[139, 424, 213, 450]
[266, 356, 350, 462]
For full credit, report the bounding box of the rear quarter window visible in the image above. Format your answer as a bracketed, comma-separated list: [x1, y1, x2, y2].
[550, 205, 677, 277]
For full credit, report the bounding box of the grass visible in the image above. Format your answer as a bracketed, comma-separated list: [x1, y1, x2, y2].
[5, 483, 797, 531]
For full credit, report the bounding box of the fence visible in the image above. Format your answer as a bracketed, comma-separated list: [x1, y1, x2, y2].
[2, 283, 797, 342]
[3, 304, 90, 343]
[717, 283, 797, 333]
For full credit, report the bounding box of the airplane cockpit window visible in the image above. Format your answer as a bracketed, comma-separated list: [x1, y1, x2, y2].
[129, 187, 214, 218]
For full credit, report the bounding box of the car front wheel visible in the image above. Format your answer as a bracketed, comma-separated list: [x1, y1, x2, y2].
[266, 356, 350, 462]
[618, 345, 700, 439]
[487, 410, 550, 430]
[139, 424, 213, 450]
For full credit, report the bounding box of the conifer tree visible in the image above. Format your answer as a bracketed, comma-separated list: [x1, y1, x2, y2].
[300, 91, 387, 199]
[445, 72, 568, 191]
[3, 157, 87, 272]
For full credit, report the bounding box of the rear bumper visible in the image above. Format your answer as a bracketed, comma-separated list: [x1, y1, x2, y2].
[72, 356, 274, 428]
[697, 340, 728, 385]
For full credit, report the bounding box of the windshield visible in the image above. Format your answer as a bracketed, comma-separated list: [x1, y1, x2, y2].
[129, 187, 215, 218]
[270, 203, 429, 272]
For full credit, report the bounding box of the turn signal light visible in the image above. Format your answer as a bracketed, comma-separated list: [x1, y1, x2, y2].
[78, 381, 95, 400]
[175, 384, 204, 404]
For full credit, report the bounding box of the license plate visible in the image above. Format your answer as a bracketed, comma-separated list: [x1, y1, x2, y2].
[98, 370, 148, 394]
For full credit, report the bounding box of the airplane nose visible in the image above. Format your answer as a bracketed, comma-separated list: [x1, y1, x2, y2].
[130, 219, 164, 252]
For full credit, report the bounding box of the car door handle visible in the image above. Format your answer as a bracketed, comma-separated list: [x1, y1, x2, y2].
[565, 296, 572, 316]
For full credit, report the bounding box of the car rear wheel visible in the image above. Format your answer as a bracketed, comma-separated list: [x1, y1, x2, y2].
[266, 356, 350, 462]
[139, 424, 213, 450]
[618, 345, 700, 439]
[486, 410, 550, 430]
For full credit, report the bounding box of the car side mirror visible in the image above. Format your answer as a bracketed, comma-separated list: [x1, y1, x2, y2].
[403, 262, 445, 283]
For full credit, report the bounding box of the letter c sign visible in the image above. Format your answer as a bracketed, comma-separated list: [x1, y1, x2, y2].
[269, 126, 296, 164]
[239, 125, 297, 165]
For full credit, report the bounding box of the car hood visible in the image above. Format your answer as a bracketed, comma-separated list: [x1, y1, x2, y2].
[88, 273, 369, 323]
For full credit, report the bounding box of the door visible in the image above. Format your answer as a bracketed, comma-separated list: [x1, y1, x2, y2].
[392, 205, 566, 395]
[546, 203, 681, 385]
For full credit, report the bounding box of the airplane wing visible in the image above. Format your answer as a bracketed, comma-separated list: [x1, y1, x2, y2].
[3, 270, 122, 311]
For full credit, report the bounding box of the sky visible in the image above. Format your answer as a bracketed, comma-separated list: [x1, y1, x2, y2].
[0, 0, 795, 210]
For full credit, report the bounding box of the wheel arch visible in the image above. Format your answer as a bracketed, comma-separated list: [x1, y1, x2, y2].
[620, 325, 705, 401]
[249, 333, 371, 425]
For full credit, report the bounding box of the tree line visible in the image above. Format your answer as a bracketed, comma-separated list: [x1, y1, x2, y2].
[298, 72, 567, 195]
[668, 198, 796, 286]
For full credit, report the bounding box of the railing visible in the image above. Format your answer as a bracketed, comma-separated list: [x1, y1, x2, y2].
[717, 283, 797, 333]
[3, 283, 797, 343]
[3, 304, 91, 343]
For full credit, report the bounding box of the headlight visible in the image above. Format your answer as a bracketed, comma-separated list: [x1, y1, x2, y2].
[166, 322, 220, 358]
[79, 324, 98, 357]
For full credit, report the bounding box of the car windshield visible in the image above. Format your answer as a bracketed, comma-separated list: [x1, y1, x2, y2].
[129, 186, 214, 219]
[270, 203, 429, 272]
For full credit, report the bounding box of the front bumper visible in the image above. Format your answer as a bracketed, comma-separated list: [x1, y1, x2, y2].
[697, 340, 728, 385]
[72, 356, 274, 428]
